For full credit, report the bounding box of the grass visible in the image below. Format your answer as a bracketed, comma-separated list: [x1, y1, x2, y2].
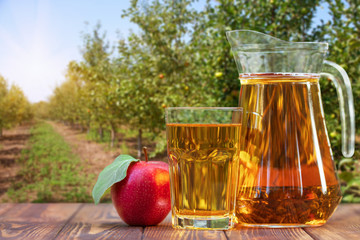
[7, 122, 94, 203]
[120, 141, 130, 154]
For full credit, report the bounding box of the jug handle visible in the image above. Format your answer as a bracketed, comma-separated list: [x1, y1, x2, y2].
[321, 60, 355, 158]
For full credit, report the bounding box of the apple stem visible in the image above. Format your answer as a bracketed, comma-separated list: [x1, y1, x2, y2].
[143, 147, 148, 162]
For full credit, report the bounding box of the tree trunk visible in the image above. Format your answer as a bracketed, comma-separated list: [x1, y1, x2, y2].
[86, 121, 90, 134]
[98, 126, 104, 141]
[137, 128, 142, 158]
[110, 124, 116, 148]
[0, 127, 2, 138]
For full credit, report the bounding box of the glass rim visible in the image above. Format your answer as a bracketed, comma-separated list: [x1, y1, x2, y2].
[165, 107, 245, 124]
[165, 107, 243, 111]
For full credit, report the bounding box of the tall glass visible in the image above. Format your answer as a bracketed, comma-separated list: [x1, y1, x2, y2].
[165, 107, 243, 230]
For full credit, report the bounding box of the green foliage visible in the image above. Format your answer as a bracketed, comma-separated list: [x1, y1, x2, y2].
[149, 132, 167, 158]
[48, 61, 90, 129]
[120, 141, 130, 155]
[191, 0, 321, 106]
[7, 122, 94, 202]
[86, 127, 111, 143]
[0, 75, 33, 135]
[32, 101, 50, 120]
[338, 152, 360, 202]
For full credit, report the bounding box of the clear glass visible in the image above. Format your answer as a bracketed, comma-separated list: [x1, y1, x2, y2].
[165, 107, 243, 230]
[322, 60, 355, 157]
[226, 30, 354, 227]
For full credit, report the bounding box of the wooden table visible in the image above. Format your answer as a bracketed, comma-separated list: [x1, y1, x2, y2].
[0, 203, 359, 240]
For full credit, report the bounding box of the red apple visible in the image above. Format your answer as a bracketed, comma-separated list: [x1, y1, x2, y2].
[111, 160, 171, 226]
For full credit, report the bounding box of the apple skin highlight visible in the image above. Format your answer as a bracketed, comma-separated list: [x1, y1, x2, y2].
[111, 161, 171, 226]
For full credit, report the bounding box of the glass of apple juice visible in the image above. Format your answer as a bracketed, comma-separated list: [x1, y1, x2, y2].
[165, 107, 243, 230]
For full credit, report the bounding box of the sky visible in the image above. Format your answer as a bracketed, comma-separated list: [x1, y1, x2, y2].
[0, 0, 330, 103]
[0, 0, 139, 103]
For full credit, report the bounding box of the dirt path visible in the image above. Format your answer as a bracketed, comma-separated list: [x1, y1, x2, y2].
[0, 124, 32, 201]
[47, 122, 122, 180]
[0, 121, 167, 202]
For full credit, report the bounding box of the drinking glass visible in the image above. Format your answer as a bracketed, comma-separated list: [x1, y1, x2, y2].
[165, 107, 243, 230]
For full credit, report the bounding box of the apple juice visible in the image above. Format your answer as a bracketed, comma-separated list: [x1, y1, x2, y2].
[166, 123, 241, 228]
[237, 73, 342, 226]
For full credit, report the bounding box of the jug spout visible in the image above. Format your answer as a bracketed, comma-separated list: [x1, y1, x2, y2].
[226, 30, 328, 74]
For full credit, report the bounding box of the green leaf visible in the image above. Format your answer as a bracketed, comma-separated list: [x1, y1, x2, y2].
[92, 155, 139, 204]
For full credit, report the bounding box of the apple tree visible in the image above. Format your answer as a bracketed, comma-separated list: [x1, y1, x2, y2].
[191, 0, 321, 107]
[79, 25, 125, 147]
[0, 75, 8, 136]
[120, 0, 219, 157]
[0, 75, 33, 136]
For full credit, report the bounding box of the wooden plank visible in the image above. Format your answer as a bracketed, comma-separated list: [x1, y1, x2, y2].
[55, 203, 143, 240]
[0, 222, 60, 240]
[0, 203, 80, 240]
[0, 203, 80, 223]
[0, 203, 14, 216]
[226, 227, 314, 240]
[143, 213, 228, 240]
[304, 204, 360, 240]
[0, 203, 359, 240]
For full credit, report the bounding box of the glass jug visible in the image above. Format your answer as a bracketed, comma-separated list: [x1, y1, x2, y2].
[227, 30, 355, 227]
